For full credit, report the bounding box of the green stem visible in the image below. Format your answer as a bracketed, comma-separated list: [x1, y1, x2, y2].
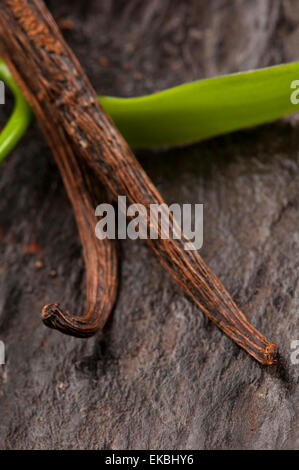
[0, 58, 32, 162]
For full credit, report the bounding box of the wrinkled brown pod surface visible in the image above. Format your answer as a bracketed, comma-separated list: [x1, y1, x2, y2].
[0, 0, 278, 364]
[40, 132, 118, 338]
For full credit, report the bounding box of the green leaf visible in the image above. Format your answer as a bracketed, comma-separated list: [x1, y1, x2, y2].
[100, 62, 299, 147]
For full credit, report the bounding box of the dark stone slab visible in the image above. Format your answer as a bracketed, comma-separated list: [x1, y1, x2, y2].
[0, 0, 298, 449]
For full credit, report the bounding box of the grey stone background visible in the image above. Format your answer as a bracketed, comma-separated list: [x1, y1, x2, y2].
[0, 0, 298, 449]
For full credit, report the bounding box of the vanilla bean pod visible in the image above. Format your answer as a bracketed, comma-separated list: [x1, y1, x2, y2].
[41, 133, 119, 338]
[0, 0, 278, 364]
[0, 1, 118, 337]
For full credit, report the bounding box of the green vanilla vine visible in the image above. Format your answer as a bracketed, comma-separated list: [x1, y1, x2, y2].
[0, 58, 299, 161]
[0, 58, 32, 162]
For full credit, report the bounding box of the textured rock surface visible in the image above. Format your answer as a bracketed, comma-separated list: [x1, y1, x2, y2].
[0, 0, 298, 449]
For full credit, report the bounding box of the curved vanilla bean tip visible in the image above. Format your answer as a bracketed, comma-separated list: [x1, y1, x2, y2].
[41, 225, 118, 339]
[42, 302, 101, 338]
[41, 232, 118, 338]
[41, 231, 118, 339]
